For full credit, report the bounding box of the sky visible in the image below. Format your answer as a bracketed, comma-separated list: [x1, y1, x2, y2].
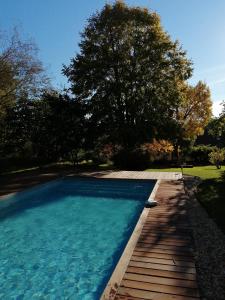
[1, 0, 225, 116]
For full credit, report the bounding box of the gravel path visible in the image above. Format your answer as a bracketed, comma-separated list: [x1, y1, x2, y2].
[184, 176, 225, 300]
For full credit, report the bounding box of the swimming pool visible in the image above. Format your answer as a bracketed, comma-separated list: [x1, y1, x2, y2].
[0, 178, 155, 299]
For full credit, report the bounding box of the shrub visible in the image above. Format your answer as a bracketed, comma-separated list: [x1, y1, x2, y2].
[98, 143, 121, 163]
[141, 139, 174, 162]
[189, 145, 216, 164]
[90, 143, 121, 164]
[69, 149, 86, 166]
[209, 148, 225, 169]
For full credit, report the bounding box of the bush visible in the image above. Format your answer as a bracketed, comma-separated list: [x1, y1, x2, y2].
[88, 143, 121, 164]
[141, 140, 174, 162]
[69, 149, 86, 166]
[189, 145, 216, 164]
[209, 148, 225, 169]
[112, 148, 149, 170]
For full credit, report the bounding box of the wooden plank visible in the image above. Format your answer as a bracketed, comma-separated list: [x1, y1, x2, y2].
[131, 255, 176, 266]
[143, 223, 190, 230]
[135, 246, 193, 257]
[133, 250, 194, 262]
[143, 223, 189, 228]
[121, 279, 200, 297]
[141, 229, 191, 236]
[139, 232, 191, 240]
[115, 295, 145, 300]
[126, 268, 197, 286]
[138, 237, 191, 247]
[129, 260, 196, 274]
[116, 287, 199, 300]
[145, 217, 187, 221]
[126, 266, 196, 281]
[140, 230, 190, 236]
[137, 242, 193, 252]
[131, 255, 195, 268]
[144, 221, 189, 227]
[141, 230, 191, 237]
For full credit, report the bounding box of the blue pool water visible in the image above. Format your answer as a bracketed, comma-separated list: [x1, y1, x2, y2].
[0, 178, 155, 299]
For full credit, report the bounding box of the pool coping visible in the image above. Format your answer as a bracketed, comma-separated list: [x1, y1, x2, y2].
[100, 179, 161, 300]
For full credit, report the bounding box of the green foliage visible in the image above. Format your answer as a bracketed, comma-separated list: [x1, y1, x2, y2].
[208, 107, 225, 147]
[0, 92, 86, 167]
[209, 148, 225, 169]
[30, 92, 86, 164]
[69, 149, 86, 166]
[63, 1, 192, 147]
[188, 145, 216, 164]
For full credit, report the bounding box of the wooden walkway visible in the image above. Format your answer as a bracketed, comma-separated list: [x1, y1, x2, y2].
[74, 170, 182, 181]
[113, 180, 200, 300]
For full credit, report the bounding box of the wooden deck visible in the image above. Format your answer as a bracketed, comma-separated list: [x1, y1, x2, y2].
[108, 180, 200, 300]
[73, 170, 182, 181]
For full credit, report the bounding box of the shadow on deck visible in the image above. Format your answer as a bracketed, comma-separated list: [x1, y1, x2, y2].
[114, 180, 201, 300]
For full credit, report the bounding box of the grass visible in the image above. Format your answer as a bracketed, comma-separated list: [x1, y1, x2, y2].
[197, 174, 225, 233]
[147, 165, 225, 233]
[145, 165, 225, 180]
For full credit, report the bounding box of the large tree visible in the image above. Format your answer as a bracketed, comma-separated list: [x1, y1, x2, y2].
[63, 1, 192, 147]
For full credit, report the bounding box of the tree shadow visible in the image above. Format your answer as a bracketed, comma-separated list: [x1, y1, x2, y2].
[121, 179, 200, 299]
[196, 171, 225, 234]
[0, 165, 74, 197]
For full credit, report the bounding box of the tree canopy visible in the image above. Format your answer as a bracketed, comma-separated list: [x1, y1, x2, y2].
[63, 1, 193, 147]
[177, 81, 212, 139]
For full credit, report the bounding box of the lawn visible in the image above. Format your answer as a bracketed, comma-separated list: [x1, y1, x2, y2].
[147, 165, 225, 233]
[145, 165, 225, 180]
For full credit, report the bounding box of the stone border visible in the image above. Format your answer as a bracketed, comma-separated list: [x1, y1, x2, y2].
[183, 176, 225, 300]
[100, 179, 160, 300]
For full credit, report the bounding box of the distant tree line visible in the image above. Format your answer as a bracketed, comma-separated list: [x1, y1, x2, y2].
[0, 2, 217, 172]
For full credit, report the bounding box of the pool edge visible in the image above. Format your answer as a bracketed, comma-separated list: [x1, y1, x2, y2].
[100, 179, 161, 300]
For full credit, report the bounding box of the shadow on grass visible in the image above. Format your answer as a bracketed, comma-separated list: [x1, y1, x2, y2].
[196, 170, 225, 233]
